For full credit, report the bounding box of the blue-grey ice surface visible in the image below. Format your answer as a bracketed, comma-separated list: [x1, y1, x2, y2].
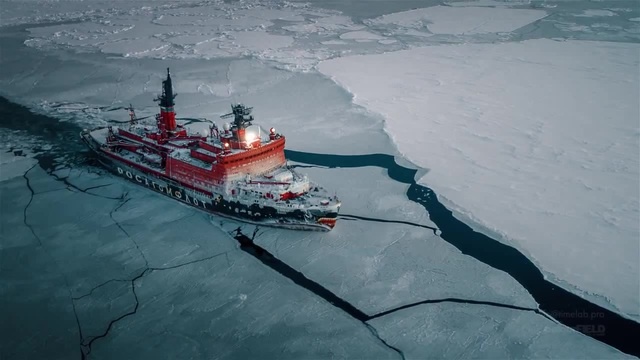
[0, 0, 638, 358]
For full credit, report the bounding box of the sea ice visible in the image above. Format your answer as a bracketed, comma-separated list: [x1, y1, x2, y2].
[13, 0, 323, 70]
[0, 148, 38, 182]
[444, 0, 533, 7]
[227, 30, 294, 51]
[369, 303, 634, 359]
[321, 40, 349, 45]
[574, 10, 618, 18]
[1, 1, 638, 356]
[283, 14, 364, 35]
[339, 30, 386, 41]
[101, 39, 169, 58]
[0, 0, 158, 27]
[167, 34, 221, 46]
[318, 38, 640, 320]
[366, 5, 547, 35]
[0, 161, 397, 359]
[93, 251, 398, 360]
[403, 29, 434, 37]
[245, 166, 538, 314]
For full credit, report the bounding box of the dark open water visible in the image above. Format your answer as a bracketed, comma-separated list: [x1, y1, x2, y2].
[1, 96, 638, 357]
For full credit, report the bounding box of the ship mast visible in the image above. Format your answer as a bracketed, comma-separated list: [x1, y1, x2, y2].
[220, 104, 255, 146]
[154, 68, 178, 136]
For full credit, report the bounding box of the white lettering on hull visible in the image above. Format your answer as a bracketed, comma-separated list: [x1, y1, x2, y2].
[116, 166, 208, 209]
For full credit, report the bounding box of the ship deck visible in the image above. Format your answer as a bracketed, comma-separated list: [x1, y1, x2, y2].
[170, 148, 213, 170]
[91, 124, 339, 211]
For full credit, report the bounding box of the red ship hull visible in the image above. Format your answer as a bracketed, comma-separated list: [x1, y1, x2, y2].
[82, 130, 337, 231]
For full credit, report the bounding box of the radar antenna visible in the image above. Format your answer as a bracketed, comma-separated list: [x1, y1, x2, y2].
[220, 104, 254, 130]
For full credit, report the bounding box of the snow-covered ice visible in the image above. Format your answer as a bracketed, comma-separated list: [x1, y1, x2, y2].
[320, 40, 349, 45]
[1, 0, 639, 357]
[318, 39, 640, 320]
[282, 14, 364, 35]
[0, 140, 39, 182]
[575, 10, 618, 18]
[13, 0, 366, 71]
[227, 30, 294, 51]
[366, 6, 547, 35]
[340, 30, 386, 42]
[0, 159, 398, 359]
[2, 133, 622, 358]
[444, 0, 533, 7]
[244, 165, 539, 313]
[369, 303, 634, 359]
[0, 154, 38, 182]
[0, 0, 157, 27]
